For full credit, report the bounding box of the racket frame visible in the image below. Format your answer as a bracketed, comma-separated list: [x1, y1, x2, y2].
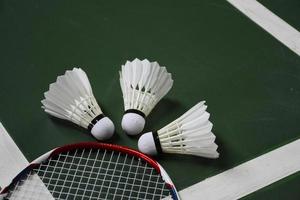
[1, 142, 180, 200]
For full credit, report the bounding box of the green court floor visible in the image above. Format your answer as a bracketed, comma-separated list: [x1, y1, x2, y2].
[0, 0, 299, 199]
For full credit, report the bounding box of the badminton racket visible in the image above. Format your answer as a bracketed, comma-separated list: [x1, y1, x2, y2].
[0, 142, 180, 199]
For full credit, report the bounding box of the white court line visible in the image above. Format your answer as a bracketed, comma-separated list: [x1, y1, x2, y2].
[180, 1, 300, 198]
[0, 123, 54, 199]
[227, 0, 300, 56]
[0, 123, 29, 189]
[179, 139, 300, 200]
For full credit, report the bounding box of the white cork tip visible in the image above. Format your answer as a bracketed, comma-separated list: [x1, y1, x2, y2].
[138, 132, 158, 155]
[91, 117, 115, 140]
[121, 113, 145, 135]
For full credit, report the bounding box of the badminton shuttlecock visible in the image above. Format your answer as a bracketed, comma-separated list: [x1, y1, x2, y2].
[41, 68, 115, 140]
[120, 58, 173, 135]
[138, 101, 219, 158]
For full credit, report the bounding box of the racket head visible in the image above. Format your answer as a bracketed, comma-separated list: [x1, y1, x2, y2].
[0, 142, 180, 200]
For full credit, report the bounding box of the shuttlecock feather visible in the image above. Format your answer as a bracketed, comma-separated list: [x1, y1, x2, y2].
[138, 101, 219, 158]
[120, 58, 173, 135]
[41, 68, 115, 140]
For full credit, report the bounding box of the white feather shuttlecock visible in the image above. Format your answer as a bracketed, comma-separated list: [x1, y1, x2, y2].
[138, 101, 219, 158]
[120, 58, 173, 135]
[41, 68, 115, 140]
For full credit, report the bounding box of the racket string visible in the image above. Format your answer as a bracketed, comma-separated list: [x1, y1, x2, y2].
[4, 148, 175, 200]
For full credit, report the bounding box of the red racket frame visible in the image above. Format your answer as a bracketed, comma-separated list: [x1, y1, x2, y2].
[1, 142, 180, 199]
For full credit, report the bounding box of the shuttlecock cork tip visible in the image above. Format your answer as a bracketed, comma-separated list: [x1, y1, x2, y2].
[138, 132, 158, 155]
[91, 117, 115, 140]
[121, 112, 145, 135]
